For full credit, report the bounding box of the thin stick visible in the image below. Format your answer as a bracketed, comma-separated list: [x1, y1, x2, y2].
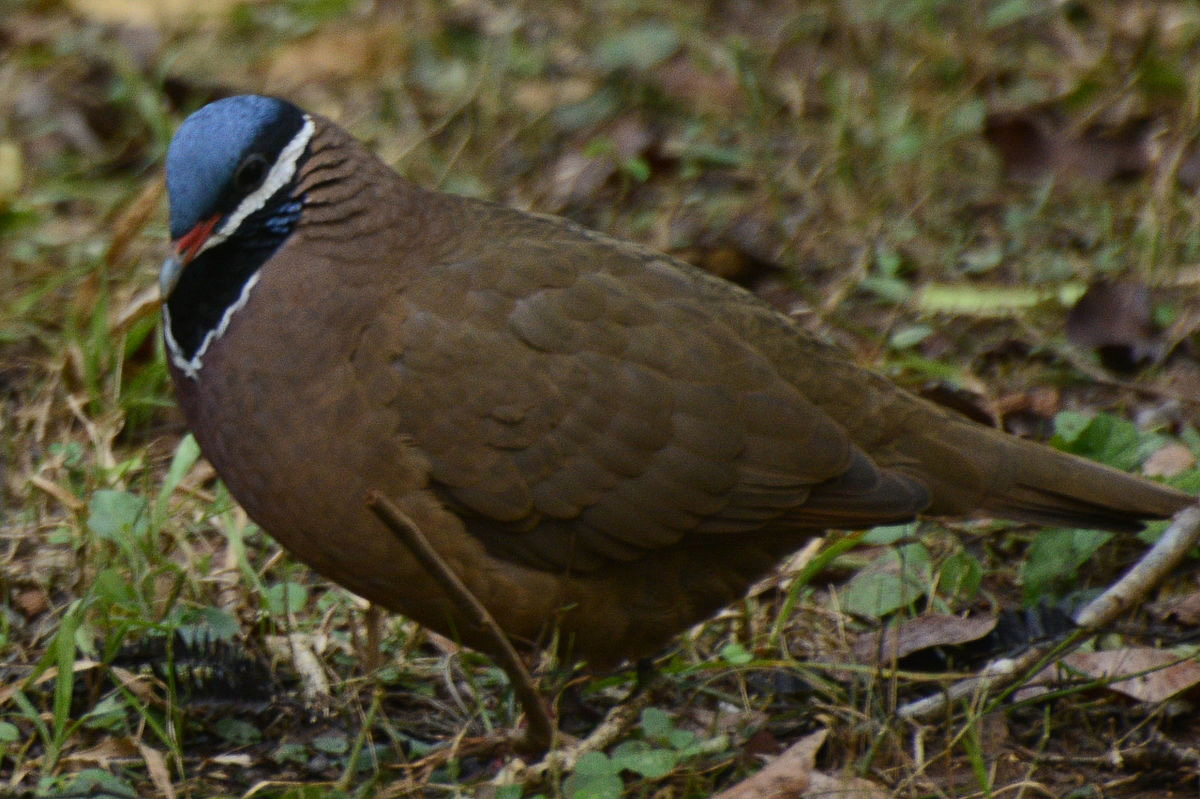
[365, 490, 556, 754]
[493, 681, 659, 788]
[899, 505, 1200, 720]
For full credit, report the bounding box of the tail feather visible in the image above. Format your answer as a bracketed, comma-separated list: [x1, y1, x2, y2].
[886, 411, 1192, 533]
[976, 436, 1191, 532]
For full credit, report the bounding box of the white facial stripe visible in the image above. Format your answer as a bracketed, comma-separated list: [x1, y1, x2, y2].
[164, 271, 262, 380]
[196, 115, 315, 258]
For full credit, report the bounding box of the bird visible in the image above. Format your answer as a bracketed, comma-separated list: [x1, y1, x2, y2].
[160, 95, 1192, 670]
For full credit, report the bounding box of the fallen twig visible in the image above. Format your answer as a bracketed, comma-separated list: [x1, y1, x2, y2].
[899, 504, 1200, 719]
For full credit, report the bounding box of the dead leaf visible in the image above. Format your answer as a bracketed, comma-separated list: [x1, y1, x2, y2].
[13, 587, 49, 619]
[714, 728, 891, 799]
[713, 729, 825, 799]
[266, 24, 409, 89]
[1066, 278, 1162, 372]
[1152, 589, 1200, 625]
[68, 0, 241, 25]
[138, 743, 177, 799]
[654, 54, 742, 115]
[111, 284, 163, 335]
[0, 660, 101, 707]
[805, 770, 892, 799]
[984, 108, 1160, 184]
[106, 178, 164, 268]
[548, 115, 656, 208]
[853, 614, 997, 666]
[1143, 442, 1196, 478]
[1064, 648, 1200, 703]
[0, 140, 22, 203]
[61, 736, 139, 768]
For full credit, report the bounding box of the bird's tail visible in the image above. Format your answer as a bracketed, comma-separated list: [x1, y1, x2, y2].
[893, 411, 1191, 533]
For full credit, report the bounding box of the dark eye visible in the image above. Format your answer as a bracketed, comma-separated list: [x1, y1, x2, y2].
[234, 154, 268, 192]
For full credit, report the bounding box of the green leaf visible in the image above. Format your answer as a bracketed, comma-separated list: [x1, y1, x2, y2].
[595, 23, 680, 71]
[564, 773, 622, 799]
[566, 752, 621, 799]
[272, 742, 308, 765]
[719, 642, 753, 665]
[986, 0, 1036, 28]
[91, 568, 138, 608]
[1050, 413, 1147, 471]
[312, 732, 349, 755]
[62, 769, 137, 798]
[574, 751, 618, 777]
[862, 523, 917, 545]
[889, 324, 932, 350]
[611, 740, 678, 778]
[265, 581, 309, 615]
[215, 718, 262, 745]
[640, 707, 674, 740]
[1021, 528, 1113, 603]
[667, 728, 697, 751]
[87, 490, 149, 545]
[938, 551, 982, 599]
[154, 433, 201, 523]
[840, 543, 931, 618]
[176, 607, 240, 640]
[494, 786, 525, 799]
[0, 721, 18, 742]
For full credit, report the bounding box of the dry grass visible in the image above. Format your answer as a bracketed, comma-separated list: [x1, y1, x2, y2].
[4, 1, 1200, 796]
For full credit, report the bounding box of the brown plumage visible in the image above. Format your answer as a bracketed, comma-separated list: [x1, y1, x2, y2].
[161, 97, 1192, 669]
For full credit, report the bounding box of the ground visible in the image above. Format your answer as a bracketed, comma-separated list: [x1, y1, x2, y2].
[4, 1, 1200, 797]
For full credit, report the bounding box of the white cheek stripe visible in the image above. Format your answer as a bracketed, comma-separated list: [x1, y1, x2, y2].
[165, 271, 262, 380]
[195, 115, 315, 258]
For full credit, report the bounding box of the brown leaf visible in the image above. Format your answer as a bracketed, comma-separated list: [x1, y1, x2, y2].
[1065, 278, 1162, 372]
[715, 728, 891, 799]
[1151, 585, 1200, 626]
[713, 729, 824, 799]
[68, 0, 240, 25]
[654, 54, 742, 115]
[1064, 648, 1200, 703]
[984, 108, 1159, 184]
[105, 178, 164, 268]
[266, 24, 409, 89]
[13, 587, 49, 619]
[853, 614, 997, 666]
[548, 115, 656, 208]
[1143, 442, 1196, 478]
[138, 742, 177, 799]
[61, 737, 139, 768]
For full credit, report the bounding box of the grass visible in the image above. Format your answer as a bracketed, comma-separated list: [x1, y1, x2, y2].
[4, 0, 1200, 796]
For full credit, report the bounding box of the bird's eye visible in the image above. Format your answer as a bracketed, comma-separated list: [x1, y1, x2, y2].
[234, 154, 268, 192]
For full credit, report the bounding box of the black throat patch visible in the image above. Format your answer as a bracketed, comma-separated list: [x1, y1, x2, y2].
[164, 191, 304, 368]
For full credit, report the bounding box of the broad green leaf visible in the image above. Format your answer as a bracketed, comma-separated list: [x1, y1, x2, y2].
[938, 551, 983, 599]
[215, 717, 262, 745]
[611, 740, 678, 778]
[566, 752, 621, 799]
[87, 490, 149, 545]
[1022, 528, 1112, 603]
[265, 582, 309, 615]
[719, 642, 753, 665]
[595, 23, 679, 71]
[640, 707, 674, 740]
[840, 543, 931, 618]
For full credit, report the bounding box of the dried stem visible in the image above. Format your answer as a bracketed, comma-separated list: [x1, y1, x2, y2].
[366, 490, 557, 755]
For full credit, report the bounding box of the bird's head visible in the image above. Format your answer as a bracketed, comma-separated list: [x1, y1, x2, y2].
[161, 95, 311, 299]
